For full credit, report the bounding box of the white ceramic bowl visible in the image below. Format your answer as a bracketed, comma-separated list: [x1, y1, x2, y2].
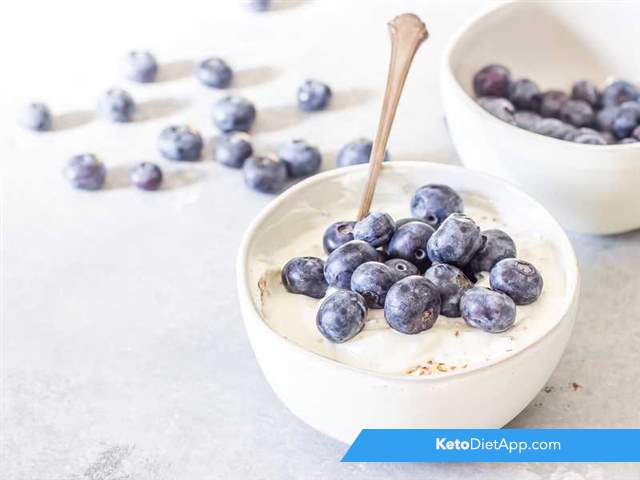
[442, 1, 640, 235]
[237, 162, 579, 444]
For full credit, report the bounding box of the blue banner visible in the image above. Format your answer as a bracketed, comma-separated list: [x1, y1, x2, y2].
[342, 429, 640, 462]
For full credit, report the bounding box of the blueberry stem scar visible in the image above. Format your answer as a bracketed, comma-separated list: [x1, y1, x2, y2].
[357, 13, 429, 220]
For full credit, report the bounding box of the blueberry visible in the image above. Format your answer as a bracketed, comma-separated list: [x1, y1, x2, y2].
[468, 229, 517, 273]
[385, 258, 419, 281]
[395, 217, 429, 228]
[539, 90, 569, 118]
[353, 212, 395, 248]
[350, 262, 396, 309]
[601, 131, 616, 144]
[574, 133, 607, 145]
[129, 162, 163, 190]
[563, 127, 599, 141]
[158, 125, 203, 161]
[534, 118, 575, 139]
[98, 88, 135, 122]
[243, 155, 287, 194]
[323, 221, 355, 254]
[278, 139, 322, 178]
[282, 256, 328, 299]
[601, 80, 638, 107]
[427, 213, 483, 267]
[384, 276, 441, 334]
[559, 99, 595, 128]
[473, 64, 511, 98]
[18, 102, 52, 131]
[324, 240, 379, 289]
[619, 137, 638, 144]
[596, 105, 620, 132]
[490, 258, 543, 305]
[212, 95, 256, 133]
[410, 184, 464, 228]
[508, 78, 541, 110]
[385, 221, 435, 272]
[316, 290, 367, 343]
[611, 108, 638, 139]
[196, 57, 233, 88]
[424, 263, 473, 317]
[246, 0, 271, 11]
[477, 97, 515, 123]
[634, 125, 640, 140]
[215, 132, 253, 168]
[336, 138, 389, 167]
[460, 287, 516, 333]
[63, 154, 106, 190]
[571, 80, 599, 108]
[297, 79, 332, 111]
[514, 111, 542, 131]
[124, 50, 158, 83]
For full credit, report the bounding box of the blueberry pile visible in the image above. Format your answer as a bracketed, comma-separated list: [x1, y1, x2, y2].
[473, 64, 640, 145]
[20, 26, 383, 194]
[282, 184, 543, 343]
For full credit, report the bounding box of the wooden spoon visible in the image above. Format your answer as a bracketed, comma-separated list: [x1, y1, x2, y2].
[357, 13, 429, 220]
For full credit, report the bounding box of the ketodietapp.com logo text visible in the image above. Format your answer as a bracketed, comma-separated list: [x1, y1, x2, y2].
[435, 436, 561, 454]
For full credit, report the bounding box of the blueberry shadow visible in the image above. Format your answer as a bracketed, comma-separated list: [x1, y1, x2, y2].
[103, 164, 131, 190]
[269, 0, 308, 11]
[156, 60, 195, 83]
[329, 87, 375, 111]
[162, 168, 206, 190]
[53, 110, 94, 131]
[233, 65, 281, 88]
[135, 97, 190, 122]
[255, 104, 304, 133]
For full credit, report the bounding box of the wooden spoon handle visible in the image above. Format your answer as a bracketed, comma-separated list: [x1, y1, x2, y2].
[356, 13, 429, 220]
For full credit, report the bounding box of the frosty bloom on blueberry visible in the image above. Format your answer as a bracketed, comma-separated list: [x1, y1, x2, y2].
[410, 184, 463, 228]
[384, 276, 441, 335]
[322, 221, 355, 254]
[350, 261, 395, 309]
[297, 79, 332, 112]
[424, 263, 473, 318]
[427, 213, 483, 267]
[124, 50, 158, 83]
[316, 290, 367, 343]
[243, 155, 288, 194]
[353, 212, 396, 248]
[323, 240, 379, 289]
[473, 64, 511, 98]
[385, 221, 435, 272]
[64, 153, 106, 191]
[196, 57, 233, 88]
[460, 287, 516, 333]
[278, 139, 322, 178]
[215, 132, 253, 169]
[129, 162, 163, 191]
[98, 88, 135, 122]
[490, 258, 543, 305]
[19, 102, 52, 131]
[158, 125, 204, 161]
[212, 95, 256, 133]
[336, 138, 389, 167]
[282, 257, 328, 299]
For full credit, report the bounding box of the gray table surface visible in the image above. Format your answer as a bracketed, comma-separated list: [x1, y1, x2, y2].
[2, 0, 639, 478]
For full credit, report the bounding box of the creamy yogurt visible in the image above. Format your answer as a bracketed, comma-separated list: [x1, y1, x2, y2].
[253, 191, 567, 377]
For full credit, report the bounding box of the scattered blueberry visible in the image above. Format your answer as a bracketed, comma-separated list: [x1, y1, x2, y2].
[215, 132, 253, 168]
[336, 138, 389, 167]
[323, 240, 379, 289]
[539, 90, 569, 118]
[460, 287, 516, 333]
[282, 256, 328, 299]
[473, 64, 511, 98]
[297, 79, 332, 111]
[468, 229, 517, 273]
[571, 80, 599, 108]
[196, 57, 233, 88]
[350, 262, 396, 309]
[384, 276, 441, 334]
[124, 50, 158, 83]
[19, 102, 52, 131]
[560, 99, 595, 127]
[508, 78, 541, 110]
[63, 154, 106, 190]
[278, 139, 322, 178]
[243, 155, 288, 193]
[385, 221, 435, 271]
[410, 184, 464, 228]
[514, 110, 542, 131]
[353, 212, 395, 248]
[601, 80, 638, 107]
[533, 118, 575, 139]
[323, 221, 355, 254]
[212, 95, 256, 132]
[158, 125, 203, 161]
[427, 213, 483, 267]
[316, 290, 367, 343]
[385, 258, 420, 281]
[98, 88, 135, 122]
[477, 97, 515, 123]
[424, 263, 473, 317]
[246, 0, 271, 11]
[129, 162, 163, 190]
[490, 258, 543, 305]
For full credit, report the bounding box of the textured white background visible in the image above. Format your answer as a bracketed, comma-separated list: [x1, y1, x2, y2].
[2, 0, 640, 478]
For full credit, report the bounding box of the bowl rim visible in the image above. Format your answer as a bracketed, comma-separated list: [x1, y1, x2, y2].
[236, 161, 580, 384]
[442, 0, 640, 158]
